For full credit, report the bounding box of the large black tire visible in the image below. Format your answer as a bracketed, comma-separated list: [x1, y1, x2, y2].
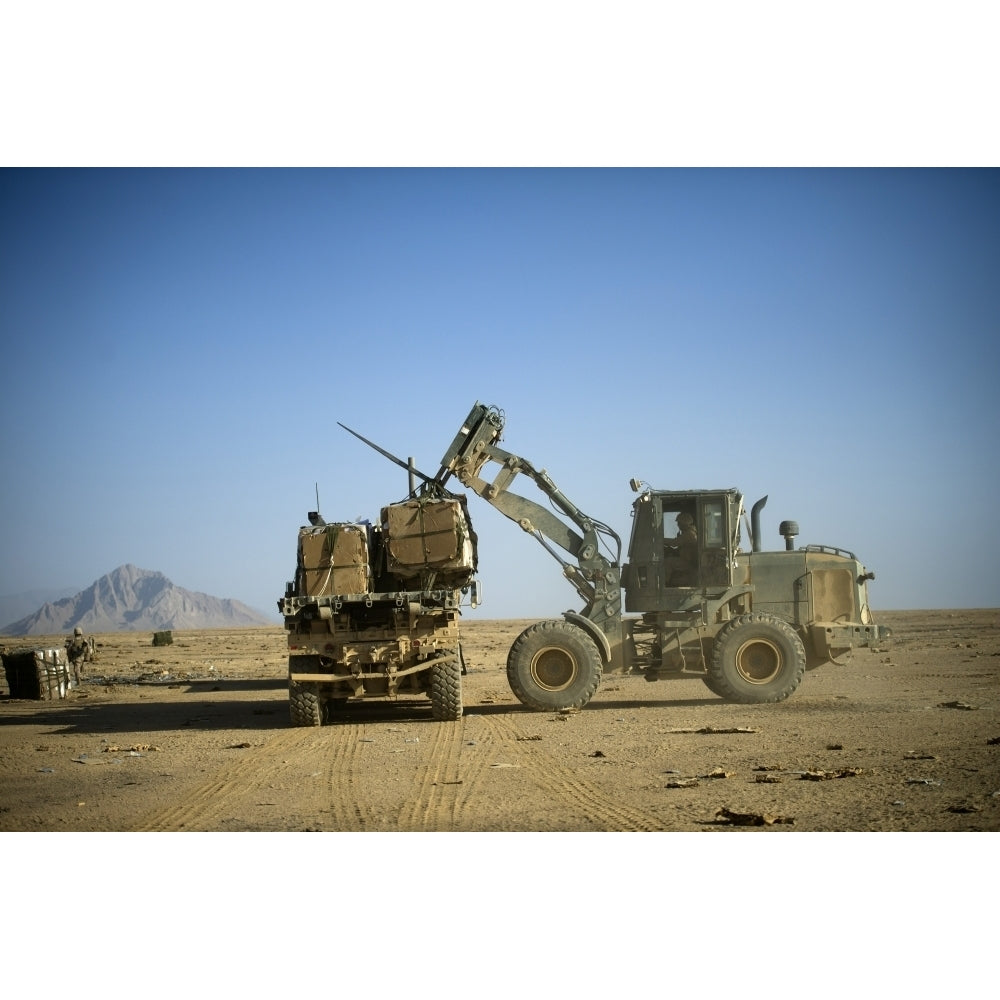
[707, 612, 806, 704]
[701, 673, 729, 698]
[289, 679, 323, 727]
[506, 620, 602, 712]
[429, 650, 463, 721]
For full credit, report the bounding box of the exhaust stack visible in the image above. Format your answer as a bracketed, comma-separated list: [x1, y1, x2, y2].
[750, 495, 768, 552]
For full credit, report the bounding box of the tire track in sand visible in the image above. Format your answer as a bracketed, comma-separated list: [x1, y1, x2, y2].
[132, 728, 322, 831]
[479, 713, 665, 831]
[395, 719, 495, 831]
[320, 721, 382, 831]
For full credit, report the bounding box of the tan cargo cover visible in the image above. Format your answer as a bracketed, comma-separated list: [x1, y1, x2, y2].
[297, 523, 370, 596]
[1, 648, 74, 699]
[382, 498, 475, 580]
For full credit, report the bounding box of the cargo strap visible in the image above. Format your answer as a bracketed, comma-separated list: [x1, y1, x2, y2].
[324, 524, 341, 553]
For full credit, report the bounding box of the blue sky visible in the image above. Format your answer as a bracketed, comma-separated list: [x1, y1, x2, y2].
[1, 168, 997, 619]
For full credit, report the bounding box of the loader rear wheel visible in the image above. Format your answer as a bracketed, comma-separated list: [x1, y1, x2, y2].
[429, 649, 463, 721]
[707, 613, 806, 704]
[289, 679, 323, 727]
[507, 620, 602, 712]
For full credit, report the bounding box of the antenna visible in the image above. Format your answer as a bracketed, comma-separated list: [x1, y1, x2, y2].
[307, 483, 326, 526]
[337, 421, 446, 493]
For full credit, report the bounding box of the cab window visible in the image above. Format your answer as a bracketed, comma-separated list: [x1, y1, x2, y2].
[702, 501, 723, 547]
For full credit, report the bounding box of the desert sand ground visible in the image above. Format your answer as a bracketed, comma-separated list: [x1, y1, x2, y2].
[4, 610, 995, 993]
[2, 610, 997, 833]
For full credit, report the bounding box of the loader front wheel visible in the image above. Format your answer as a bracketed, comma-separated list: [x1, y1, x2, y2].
[701, 673, 728, 698]
[429, 649, 463, 721]
[707, 613, 806, 704]
[507, 620, 602, 712]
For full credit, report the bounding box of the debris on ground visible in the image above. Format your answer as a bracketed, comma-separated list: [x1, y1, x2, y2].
[714, 807, 794, 826]
[905, 777, 941, 786]
[102, 743, 161, 753]
[754, 773, 782, 783]
[517, 734, 542, 741]
[667, 726, 757, 734]
[799, 767, 866, 780]
[904, 751, 937, 760]
[937, 700, 977, 710]
[700, 766, 732, 779]
[665, 777, 699, 788]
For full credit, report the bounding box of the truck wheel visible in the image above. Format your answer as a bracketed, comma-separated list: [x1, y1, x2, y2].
[507, 620, 602, 712]
[289, 679, 323, 727]
[707, 612, 806, 704]
[429, 650, 463, 721]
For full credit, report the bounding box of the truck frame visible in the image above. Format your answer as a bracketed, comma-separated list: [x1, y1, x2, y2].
[278, 490, 479, 725]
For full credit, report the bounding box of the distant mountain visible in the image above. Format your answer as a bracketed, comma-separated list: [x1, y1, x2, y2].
[0, 586, 83, 628]
[1, 564, 272, 635]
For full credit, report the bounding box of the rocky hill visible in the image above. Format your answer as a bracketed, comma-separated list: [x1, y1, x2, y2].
[2, 564, 272, 635]
[0, 586, 82, 627]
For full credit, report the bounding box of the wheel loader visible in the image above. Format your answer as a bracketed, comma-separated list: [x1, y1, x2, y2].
[340, 402, 892, 713]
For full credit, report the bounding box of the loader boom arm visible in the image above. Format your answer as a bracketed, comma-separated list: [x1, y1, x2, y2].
[439, 403, 623, 629]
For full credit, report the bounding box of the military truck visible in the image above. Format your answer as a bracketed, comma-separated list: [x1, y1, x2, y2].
[278, 484, 480, 726]
[343, 402, 892, 712]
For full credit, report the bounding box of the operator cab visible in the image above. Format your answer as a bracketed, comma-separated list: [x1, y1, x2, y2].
[622, 487, 742, 613]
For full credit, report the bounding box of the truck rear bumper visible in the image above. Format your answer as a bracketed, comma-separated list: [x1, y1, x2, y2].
[289, 651, 462, 687]
[290, 660, 438, 684]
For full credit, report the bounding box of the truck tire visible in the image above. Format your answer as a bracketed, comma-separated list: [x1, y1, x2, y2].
[429, 650, 463, 721]
[507, 620, 602, 712]
[707, 612, 806, 704]
[289, 679, 323, 727]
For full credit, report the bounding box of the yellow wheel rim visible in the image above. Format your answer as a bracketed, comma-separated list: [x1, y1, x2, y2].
[530, 645, 579, 691]
[734, 638, 783, 684]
